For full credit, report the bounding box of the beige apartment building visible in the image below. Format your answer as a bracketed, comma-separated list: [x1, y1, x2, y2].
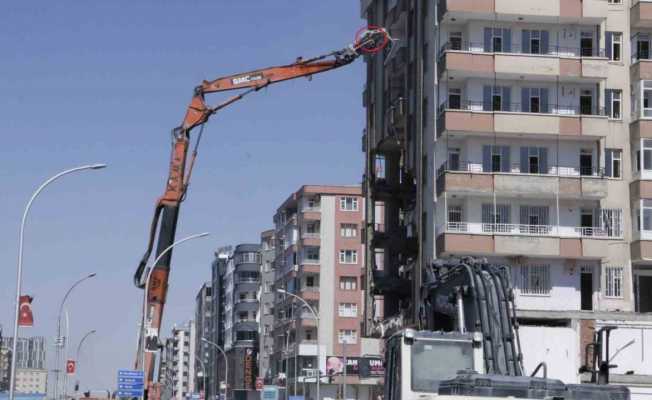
[271, 185, 382, 400]
[361, 0, 652, 397]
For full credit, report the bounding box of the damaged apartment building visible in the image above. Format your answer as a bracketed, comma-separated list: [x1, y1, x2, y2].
[360, 0, 652, 397]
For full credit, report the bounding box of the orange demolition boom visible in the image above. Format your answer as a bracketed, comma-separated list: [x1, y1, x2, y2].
[133, 28, 390, 400]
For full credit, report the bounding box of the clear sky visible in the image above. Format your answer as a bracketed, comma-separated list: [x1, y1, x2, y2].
[0, 1, 365, 391]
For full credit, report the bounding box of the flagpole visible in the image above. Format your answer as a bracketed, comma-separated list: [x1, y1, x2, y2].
[9, 164, 107, 400]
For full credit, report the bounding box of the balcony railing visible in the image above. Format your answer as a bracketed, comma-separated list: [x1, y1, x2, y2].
[436, 160, 605, 178]
[440, 41, 606, 59]
[301, 257, 320, 265]
[438, 100, 606, 117]
[442, 221, 622, 239]
[301, 232, 320, 239]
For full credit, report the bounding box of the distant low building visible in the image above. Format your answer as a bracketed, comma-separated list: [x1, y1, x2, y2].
[14, 368, 47, 394]
[0, 337, 46, 369]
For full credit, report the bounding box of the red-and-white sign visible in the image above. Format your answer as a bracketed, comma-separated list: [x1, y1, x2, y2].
[66, 359, 76, 375]
[255, 377, 264, 391]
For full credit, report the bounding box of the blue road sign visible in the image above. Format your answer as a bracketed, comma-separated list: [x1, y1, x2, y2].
[117, 369, 144, 398]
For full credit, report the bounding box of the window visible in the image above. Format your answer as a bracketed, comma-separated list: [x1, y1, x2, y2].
[340, 277, 357, 290]
[606, 89, 622, 119]
[340, 197, 359, 211]
[306, 276, 315, 287]
[448, 88, 461, 109]
[339, 250, 358, 264]
[581, 32, 593, 57]
[304, 247, 320, 263]
[637, 34, 650, 60]
[580, 89, 593, 115]
[483, 145, 510, 172]
[608, 0, 622, 4]
[338, 329, 358, 344]
[448, 148, 461, 170]
[237, 251, 259, 264]
[520, 147, 548, 174]
[338, 303, 358, 317]
[448, 31, 463, 50]
[492, 86, 502, 111]
[492, 28, 503, 52]
[448, 205, 462, 223]
[530, 30, 541, 54]
[520, 264, 551, 295]
[340, 223, 358, 237]
[606, 149, 622, 178]
[611, 32, 622, 61]
[605, 266, 624, 298]
[637, 141, 652, 173]
[481, 204, 510, 233]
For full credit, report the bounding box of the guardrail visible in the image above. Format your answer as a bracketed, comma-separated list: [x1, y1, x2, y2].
[442, 221, 621, 238]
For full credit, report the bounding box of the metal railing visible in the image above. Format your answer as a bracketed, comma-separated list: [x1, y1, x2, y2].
[438, 100, 606, 116]
[301, 232, 321, 239]
[436, 160, 605, 178]
[440, 41, 606, 58]
[442, 221, 621, 238]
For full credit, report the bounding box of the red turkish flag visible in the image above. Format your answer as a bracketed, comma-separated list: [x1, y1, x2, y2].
[18, 295, 34, 327]
[66, 360, 76, 375]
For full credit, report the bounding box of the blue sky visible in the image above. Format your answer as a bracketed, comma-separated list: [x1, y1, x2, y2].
[0, 1, 365, 390]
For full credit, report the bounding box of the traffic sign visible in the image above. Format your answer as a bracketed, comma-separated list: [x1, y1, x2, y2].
[117, 369, 144, 398]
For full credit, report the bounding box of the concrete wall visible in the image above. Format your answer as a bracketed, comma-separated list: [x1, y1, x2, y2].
[519, 325, 580, 383]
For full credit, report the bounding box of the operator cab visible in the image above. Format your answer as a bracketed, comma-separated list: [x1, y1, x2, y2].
[384, 329, 484, 400]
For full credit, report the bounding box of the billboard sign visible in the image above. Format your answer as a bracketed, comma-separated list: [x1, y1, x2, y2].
[359, 358, 384, 378]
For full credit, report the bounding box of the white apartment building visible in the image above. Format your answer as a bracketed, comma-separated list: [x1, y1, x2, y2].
[361, 0, 652, 398]
[168, 321, 196, 400]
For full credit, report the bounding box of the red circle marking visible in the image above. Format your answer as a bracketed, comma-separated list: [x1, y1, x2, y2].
[355, 25, 389, 54]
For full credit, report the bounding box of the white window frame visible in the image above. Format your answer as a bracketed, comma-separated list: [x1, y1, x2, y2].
[338, 329, 358, 344]
[339, 277, 357, 291]
[605, 266, 624, 298]
[340, 223, 358, 238]
[530, 30, 542, 55]
[519, 264, 551, 295]
[448, 88, 462, 110]
[340, 197, 359, 211]
[339, 249, 358, 264]
[611, 90, 622, 120]
[611, 33, 622, 61]
[607, 0, 622, 4]
[607, 149, 622, 178]
[338, 303, 358, 318]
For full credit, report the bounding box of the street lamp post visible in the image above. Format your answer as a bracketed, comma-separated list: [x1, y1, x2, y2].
[57, 273, 97, 400]
[139, 232, 211, 371]
[277, 289, 320, 400]
[74, 330, 96, 396]
[201, 338, 228, 400]
[9, 163, 107, 400]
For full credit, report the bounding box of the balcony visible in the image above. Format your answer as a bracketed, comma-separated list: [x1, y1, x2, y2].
[440, 46, 608, 82]
[299, 287, 320, 301]
[630, 51, 652, 80]
[438, 0, 607, 24]
[437, 221, 622, 259]
[632, 0, 652, 28]
[300, 232, 321, 246]
[438, 102, 608, 138]
[632, 235, 652, 263]
[437, 161, 608, 199]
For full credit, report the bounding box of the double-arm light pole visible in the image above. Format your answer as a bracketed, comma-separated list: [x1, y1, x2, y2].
[56, 273, 97, 400]
[276, 289, 320, 400]
[9, 163, 106, 400]
[139, 232, 211, 372]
